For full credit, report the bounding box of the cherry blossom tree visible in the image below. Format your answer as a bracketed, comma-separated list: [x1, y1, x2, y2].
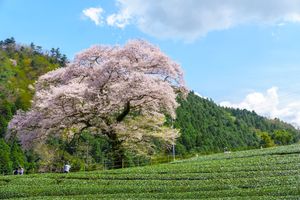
[7, 40, 186, 167]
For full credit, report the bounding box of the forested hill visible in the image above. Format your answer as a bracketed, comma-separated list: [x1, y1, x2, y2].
[174, 92, 300, 154]
[0, 37, 67, 138]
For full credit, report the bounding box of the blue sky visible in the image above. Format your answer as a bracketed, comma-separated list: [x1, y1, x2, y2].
[1, 0, 300, 127]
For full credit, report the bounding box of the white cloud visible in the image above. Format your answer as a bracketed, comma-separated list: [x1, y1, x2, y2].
[82, 7, 104, 26]
[220, 87, 300, 128]
[106, 7, 131, 28]
[107, 0, 300, 41]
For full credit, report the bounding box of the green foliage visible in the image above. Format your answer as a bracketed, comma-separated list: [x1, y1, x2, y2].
[175, 92, 260, 154]
[0, 139, 12, 175]
[0, 144, 299, 199]
[174, 92, 300, 155]
[10, 141, 25, 169]
[44, 132, 112, 171]
[225, 107, 300, 143]
[257, 131, 275, 148]
[23, 150, 39, 174]
[274, 130, 293, 145]
[44, 131, 157, 171]
[0, 100, 15, 138]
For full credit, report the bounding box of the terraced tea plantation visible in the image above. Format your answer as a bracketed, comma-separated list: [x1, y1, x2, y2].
[1, 144, 299, 199]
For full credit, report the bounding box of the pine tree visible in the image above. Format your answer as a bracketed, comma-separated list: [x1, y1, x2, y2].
[0, 139, 12, 175]
[10, 141, 25, 169]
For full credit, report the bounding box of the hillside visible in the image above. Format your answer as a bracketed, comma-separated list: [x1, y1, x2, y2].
[174, 92, 300, 154]
[1, 144, 299, 199]
[0, 38, 67, 174]
[0, 38, 67, 138]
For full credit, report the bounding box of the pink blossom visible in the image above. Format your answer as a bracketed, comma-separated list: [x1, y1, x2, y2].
[7, 40, 186, 153]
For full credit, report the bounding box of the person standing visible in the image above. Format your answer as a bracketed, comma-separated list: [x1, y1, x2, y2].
[63, 163, 71, 173]
[19, 167, 24, 175]
[13, 168, 18, 175]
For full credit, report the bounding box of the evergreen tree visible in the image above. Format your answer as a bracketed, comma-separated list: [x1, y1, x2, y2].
[10, 141, 26, 169]
[0, 139, 12, 175]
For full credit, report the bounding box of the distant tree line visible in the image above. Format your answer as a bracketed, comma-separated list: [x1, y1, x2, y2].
[0, 37, 68, 67]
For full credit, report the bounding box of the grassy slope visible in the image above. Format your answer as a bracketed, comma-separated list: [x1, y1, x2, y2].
[0, 144, 299, 200]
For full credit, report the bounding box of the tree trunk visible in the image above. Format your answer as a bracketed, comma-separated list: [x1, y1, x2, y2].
[108, 101, 130, 168]
[109, 131, 124, 169]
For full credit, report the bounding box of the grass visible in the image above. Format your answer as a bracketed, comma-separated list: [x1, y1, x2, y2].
[0, 144, 299, 199]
